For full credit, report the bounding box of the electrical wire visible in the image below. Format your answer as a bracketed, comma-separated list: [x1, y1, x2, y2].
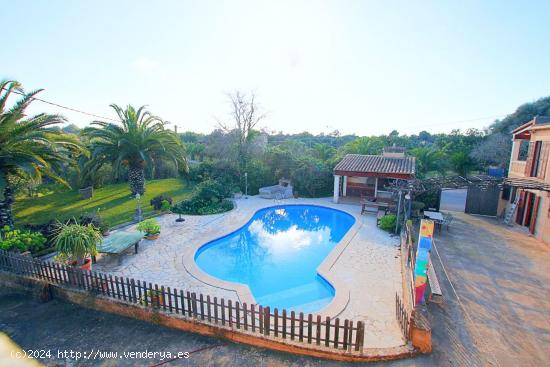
[1, 86, 119, 122]
[2, 86, 508, 130]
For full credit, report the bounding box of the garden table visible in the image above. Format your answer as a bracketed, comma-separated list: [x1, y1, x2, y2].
[92, 230, 143, 264]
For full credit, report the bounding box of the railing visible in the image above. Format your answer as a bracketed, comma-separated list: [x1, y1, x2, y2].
[509, 160, 526, 177]
[397, 221, 415, 342]
[0, 250, 365, 353]
[400, 222, 415, 312]
[395, 294, 410, 340]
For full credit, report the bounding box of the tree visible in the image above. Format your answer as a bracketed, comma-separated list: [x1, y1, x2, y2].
[450, 151, 474, 176]
[312, 143, 336, 162]
[83, 104, 187, 196]
[470, 133, 512, 169]
[217, 92, 265, 188]
[339, 136, 385, 156]
[0, 80, 85, 228]
[409, 147, 448, 178]
[489, 96, 550, 134]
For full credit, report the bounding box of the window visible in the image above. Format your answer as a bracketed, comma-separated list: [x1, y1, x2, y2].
[531, 141, 542, 177]
[517, 140, 529, 161]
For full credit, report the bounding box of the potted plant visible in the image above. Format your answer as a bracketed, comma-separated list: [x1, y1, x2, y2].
[53, 222, 102, 271]
[137, 219, 161, 240]
[139, 287, 165, 306]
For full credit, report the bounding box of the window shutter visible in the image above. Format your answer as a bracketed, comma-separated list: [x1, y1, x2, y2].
[538, 142, 550, 179]
[524, 142, 535, 176]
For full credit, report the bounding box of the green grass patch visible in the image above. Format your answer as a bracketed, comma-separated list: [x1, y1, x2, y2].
[13, 178, 194, 227]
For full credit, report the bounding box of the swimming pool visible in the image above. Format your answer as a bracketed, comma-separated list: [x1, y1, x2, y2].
[194, 205, 355, 313]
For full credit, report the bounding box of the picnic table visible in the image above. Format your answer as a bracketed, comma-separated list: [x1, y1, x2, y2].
[424, 210, 444, 222]
[360, 197, 395, 215]
[92, 230, 144, 264]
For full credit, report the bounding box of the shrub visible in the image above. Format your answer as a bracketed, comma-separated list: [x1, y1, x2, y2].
[378, 214, 397, 232]
[0, 226, 47, 253]
[137, 219, 161, 235]
[150, 195, 173, 210]
[172, 179, 233, 215]
[160, 199, 171, 211]
[23, 220, 58, 245]
[415, 190, 440, 211]
[78, 210, 103, 229]
[412, 201, 425, 211]
[290, 158, 332, 197]
[196, 199, 234, 215]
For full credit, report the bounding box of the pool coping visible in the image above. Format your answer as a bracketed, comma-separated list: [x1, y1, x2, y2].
[181, 198, 363, 319]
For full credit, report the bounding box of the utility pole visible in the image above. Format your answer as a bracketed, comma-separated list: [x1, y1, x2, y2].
[244, 172, 248, 198]
[395, 190, 402, 234]
[134, 193, 142, 223]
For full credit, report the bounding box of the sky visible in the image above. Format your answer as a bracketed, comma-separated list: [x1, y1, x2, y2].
[2, 0, 550, 136]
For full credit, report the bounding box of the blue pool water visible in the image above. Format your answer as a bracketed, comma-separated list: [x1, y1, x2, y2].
[195, 205, 355, 313]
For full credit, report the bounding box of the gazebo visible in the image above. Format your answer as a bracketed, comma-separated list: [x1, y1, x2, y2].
[332, 146, 416, 203]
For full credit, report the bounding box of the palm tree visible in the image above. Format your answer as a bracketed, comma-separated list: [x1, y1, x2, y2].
[83, 104, 187, 196]
[0, 80, 85, 228]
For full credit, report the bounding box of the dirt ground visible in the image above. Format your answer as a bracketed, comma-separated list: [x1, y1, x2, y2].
[427, 212, 550, 367]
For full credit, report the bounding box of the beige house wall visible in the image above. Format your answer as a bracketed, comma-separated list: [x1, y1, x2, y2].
[508, 126, 550, 245]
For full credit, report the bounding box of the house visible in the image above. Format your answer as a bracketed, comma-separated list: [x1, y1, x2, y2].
[333, 146, 416, 203]
[506, 115, 550, 244]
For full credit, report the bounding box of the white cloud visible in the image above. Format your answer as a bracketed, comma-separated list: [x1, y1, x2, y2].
[248, 219, 330, 256]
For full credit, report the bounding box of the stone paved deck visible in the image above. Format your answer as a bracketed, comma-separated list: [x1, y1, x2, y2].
[93, 196, 404, 349]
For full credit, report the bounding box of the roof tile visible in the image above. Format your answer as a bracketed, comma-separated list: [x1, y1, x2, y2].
[334, 154, 416, 175]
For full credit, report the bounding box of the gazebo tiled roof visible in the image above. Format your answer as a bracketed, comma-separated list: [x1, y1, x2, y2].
[334, 154, 416, 177]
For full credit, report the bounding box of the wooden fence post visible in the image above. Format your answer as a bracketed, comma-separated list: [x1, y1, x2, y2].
[251, 304, 255, 332]
[228, 300, 233, 327]
[199, 294, 205, 320]
[259, 306, 263, 334]
[334, 318, 340, 348]
[264, 306, 270, 336]
[343, 319, 349, 350]
[214, 297, 219, 324]
[282, 309, 287, 339]
[316, 315, 321, 345]
[325, 317, 330, 347]
[207, 295, 212, 322]
[307, 314, 312, 343]
[236, 302, 241, 329]
[243, 302, 247, 330]
[290, 311, 295, 340]
[191, 292, 198, 318]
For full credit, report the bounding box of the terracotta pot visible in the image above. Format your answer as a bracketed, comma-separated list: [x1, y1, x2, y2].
[150, 294, 165, 306]
[145, 233, 159, 240]
[80, 258, 92, 271]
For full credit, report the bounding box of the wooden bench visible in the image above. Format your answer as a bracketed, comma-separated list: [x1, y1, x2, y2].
[427, 260, 443, 303]
[361, 199, 391, 214]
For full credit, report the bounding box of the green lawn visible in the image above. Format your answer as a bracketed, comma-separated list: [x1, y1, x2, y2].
[13, 178, 194, 227]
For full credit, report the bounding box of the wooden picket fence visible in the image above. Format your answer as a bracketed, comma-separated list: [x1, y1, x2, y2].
[0, 250, 365, 353]
[395, 293, 410, 340]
